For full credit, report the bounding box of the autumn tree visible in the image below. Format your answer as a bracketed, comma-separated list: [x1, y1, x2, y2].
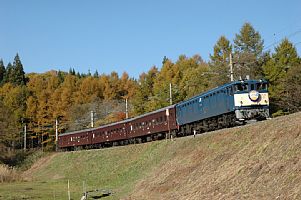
[75, 76, 103, 104]
[149, 59, 175, 110]
[179, 62, 210, 99]
[132, 66, 158, 114]
[234, 23, 264, 79]
[0, 100, 19, 150]
[0, 83, 28, 120]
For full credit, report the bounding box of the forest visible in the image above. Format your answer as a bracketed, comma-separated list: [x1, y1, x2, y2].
[0, 23, 301, 155]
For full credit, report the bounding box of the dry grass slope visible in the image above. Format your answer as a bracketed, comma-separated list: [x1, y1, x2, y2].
[126, 113, 301, 200]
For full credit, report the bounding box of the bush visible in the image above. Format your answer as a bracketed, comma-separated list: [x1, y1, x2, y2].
[19, 150, 46, 171]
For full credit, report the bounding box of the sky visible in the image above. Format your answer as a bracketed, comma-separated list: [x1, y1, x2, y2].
[1, 0, 301, 78]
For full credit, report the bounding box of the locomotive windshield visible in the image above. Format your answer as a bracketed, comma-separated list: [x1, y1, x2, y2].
[256, 82, 268, 91]
[234, 83, 248, 92]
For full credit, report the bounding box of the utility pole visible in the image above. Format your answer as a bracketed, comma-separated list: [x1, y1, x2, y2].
[169, 83, 172, 105]
[55, 118, 58, 151]
[229, 53, 234, 82]
[24, 124, 27, 151]
[125, 98, 129, 119]
[91, 111, 94, 128]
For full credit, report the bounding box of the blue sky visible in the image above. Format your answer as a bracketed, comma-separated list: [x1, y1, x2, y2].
[1, 0, 301, 78]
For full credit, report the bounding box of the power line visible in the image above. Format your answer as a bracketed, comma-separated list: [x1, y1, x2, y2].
[264, 29, 301, 51]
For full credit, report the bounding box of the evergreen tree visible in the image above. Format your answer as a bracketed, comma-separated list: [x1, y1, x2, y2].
[69, 68, 76, 75]
[263, 38, 300, 115]
[209, 36, 232, 86]
[57, 70, 65, 83]
[162, 56, 168, 65]
[285, 63, 301, 113]
[234, 23, 264, 79]
[0, 59, 5, 84]
[12, 54, 26, 86]
[93, 70, 99, 78]
[3, 62, 13, 84]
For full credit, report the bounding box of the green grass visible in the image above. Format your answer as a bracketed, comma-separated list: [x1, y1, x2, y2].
[0, 140, 172, 200]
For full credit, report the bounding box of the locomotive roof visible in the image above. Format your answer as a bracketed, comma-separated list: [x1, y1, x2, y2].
[59, 104, 175, 137]
[176, 79, 268, 106]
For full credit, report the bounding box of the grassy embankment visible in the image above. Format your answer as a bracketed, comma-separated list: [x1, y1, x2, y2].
[1, 112, 301, 199]
[0, 139, 174, 200]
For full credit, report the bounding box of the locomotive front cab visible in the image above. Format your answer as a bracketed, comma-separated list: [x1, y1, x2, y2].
[233, 80, 270, 121]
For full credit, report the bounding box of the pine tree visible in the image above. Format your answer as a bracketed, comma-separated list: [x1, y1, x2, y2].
[209, 36, 232, 86]
[0, 59, 5, 84]
[263, 38, 300, 115]
[285, 63, 301, 112]
[3, 62, 13, 84]
[93, 70, 99, 78]
[234, 23, 264, 79]
[12, 54, 26, 86]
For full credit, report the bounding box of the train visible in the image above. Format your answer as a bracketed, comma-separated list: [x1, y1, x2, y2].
[58, 79, 269, 150]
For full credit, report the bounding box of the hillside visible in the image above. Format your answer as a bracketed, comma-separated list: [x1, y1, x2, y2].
[1, 112, 301, 199]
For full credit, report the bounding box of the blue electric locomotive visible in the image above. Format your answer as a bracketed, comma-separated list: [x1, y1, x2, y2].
[175, 79, 269, 136]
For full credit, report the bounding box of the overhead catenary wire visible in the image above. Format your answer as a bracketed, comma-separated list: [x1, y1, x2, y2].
[263, 29, 301, 51]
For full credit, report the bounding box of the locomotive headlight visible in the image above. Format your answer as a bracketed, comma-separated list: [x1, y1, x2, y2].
[249, 90, 260, 102]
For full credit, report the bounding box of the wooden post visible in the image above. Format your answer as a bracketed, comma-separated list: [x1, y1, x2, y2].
[169, 83, 172, 105]
[125, 98, 129, 119]
[24, 124, 26, 151]
[55, 118, 58, 151]
[68, 179, 71, 200]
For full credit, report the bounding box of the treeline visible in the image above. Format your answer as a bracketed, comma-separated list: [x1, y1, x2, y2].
[0, 22, 301, 152]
